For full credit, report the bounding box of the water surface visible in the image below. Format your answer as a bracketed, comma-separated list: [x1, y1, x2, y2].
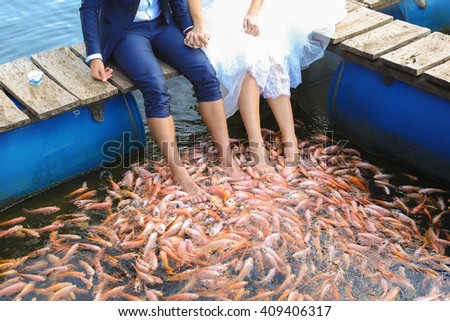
[0, 0, 83, 64]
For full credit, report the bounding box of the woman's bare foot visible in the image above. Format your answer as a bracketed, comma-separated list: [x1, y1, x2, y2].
[249, 143, 276, 174]
[283, 139, 300, 166]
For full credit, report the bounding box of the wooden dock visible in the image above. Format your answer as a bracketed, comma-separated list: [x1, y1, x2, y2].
[0, 44, 178, 133]
[0, 0, 448, 133]
[328, 1, 450, 101]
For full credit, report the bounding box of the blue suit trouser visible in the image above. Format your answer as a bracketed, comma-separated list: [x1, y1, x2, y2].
[112, 16, 222, 118]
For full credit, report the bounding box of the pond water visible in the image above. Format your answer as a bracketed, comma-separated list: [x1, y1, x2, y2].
[0, 0, 449, 301]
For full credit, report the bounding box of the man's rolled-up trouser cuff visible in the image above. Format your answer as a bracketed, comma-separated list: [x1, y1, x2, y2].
[144, 99, 171, 118]
[196, 91, 223, 103]
[145, 108, 171, 118]
[193, 80, 223, 103]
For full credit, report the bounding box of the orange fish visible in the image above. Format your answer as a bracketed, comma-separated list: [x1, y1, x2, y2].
[83, 199, 113, 211]
[74, 190, 97, 201]
[159, 250, 174, 275]
[109, 177, 121, 191]
[205, 186, 231, 200]
[164, 293, 199, 301]
[49, 285, 77, 301]
[13, 281, 36, 301]
[0, 217, 26, 228]
[22, 206, 60, 215]
[34, 223, 65, 234]
[18, 273, 46, 282]
[0, 282, 26, 297]
[98, 286, 125, 301]
[0, 225, 23, 238]
[65, 182, 88, 198]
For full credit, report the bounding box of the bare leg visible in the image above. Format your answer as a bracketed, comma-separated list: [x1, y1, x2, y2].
[238, 73, 275, 174]
[197, 100, 244, 178]
[266, 95, 300, 164]
[147, 117, 209, 203]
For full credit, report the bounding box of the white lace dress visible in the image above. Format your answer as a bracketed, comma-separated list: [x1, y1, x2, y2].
[200, 0, 347, 117]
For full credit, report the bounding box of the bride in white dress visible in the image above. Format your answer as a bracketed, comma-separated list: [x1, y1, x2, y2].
[185, 0, 346, 172]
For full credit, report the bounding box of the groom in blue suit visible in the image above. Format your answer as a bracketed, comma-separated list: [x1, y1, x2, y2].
[80, 0, 242, 201]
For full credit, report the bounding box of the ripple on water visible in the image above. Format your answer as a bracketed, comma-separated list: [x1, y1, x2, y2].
[0, 0, 82, 64]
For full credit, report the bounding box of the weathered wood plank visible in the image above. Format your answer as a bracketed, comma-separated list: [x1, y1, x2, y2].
[363, 0, 400, 10]
[363, 0, 383, 8]
[423, 59, 450, 89]
[341, 20, 430, 60]
[69, 42, 86, 60]
[0, 90, 30, 133]
[331, 7, 393, 44]
[70, 42, 180, 93]
[0, 57, 79, 119]
[379, 32, 450, 76]
[345, 1, 364, 12]
[70, 43, 136, 93]
[327, 44, 450, 101]
[32, 46, 118, 105]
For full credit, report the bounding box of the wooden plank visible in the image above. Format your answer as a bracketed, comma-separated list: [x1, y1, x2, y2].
[0, 57, 79, 119]
[32, 46, 118, 105]
[70, 42, 180, 93]
[331, 7, 393, 44]
[0, 90, 30, 133]
[363, 0, 384, 8]
[363, 0, 400, 10]
[423, 59, 450, 89]
[327, 44, 450, 101]
[345, 1, 364, 12]
[70, 43, 136, 93]
[70, 42, 86, 59]
[379, 32, 450, 76]
[341, 20, 430, 60]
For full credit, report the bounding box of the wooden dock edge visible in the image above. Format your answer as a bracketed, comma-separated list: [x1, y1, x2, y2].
[327, 44, 450, 101]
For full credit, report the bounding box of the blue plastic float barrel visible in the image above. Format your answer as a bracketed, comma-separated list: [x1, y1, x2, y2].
[380, 0, 450, 32]
[0, 93, 146, 208]
[302, 52, 343, 86]
[327, 61, 450, 184]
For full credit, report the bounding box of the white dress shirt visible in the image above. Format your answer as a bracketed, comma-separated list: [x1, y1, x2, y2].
[86, 0, 162, 63]
[134, 0, 161, 22]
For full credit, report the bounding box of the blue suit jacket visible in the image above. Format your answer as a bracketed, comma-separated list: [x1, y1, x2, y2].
[80, 0, 194, 62]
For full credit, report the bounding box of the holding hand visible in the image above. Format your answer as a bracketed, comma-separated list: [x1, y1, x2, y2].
[185, 24, 211, 49]
[243, 14, 260, 37]
[90, 59, 113, 82]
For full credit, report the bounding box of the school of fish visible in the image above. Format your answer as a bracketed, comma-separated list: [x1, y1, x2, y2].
[0, 132, 449, 301]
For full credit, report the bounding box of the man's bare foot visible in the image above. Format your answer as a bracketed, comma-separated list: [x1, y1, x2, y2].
[174, 171, 210, 204]
[224, 159, 247, 179]
[249, 144, 276, 174]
